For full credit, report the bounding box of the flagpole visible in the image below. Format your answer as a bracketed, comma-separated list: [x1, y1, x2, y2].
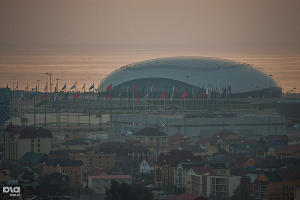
[34, 82, 36, 127]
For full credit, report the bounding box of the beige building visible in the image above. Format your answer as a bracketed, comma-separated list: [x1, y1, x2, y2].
[133, 127, 168, 147]
[186, 168, 240, 199]
[4, 124, 53, 160]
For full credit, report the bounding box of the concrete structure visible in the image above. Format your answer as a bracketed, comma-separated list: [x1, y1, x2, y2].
[111, 113, 286, 136]
[88, 175, 132, 194]
[4, 124, 53, 160]
[100, 57, 281, 97]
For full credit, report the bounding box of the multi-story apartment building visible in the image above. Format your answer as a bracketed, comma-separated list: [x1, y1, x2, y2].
[187, 166, 240, 199]
[4, 124, 53, 160]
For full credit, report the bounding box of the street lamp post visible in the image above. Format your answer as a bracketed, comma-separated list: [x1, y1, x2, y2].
[45, 73, 53, 93]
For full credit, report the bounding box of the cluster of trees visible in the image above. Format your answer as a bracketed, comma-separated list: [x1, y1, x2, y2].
[105, 181, 153, 200]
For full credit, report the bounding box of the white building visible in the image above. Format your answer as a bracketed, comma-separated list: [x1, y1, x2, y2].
[139, 159, 154, 174]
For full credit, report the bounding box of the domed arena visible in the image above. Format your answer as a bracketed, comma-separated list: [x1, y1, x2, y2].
[100, 57, 281, 98]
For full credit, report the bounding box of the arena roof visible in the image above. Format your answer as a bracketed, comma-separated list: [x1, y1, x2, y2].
[100, 57, 279, 94]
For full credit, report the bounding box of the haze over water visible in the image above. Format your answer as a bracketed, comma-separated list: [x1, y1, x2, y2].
[0, 48, 299, 93]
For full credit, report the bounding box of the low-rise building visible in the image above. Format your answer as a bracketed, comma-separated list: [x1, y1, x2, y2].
[88, 175, 132, 194]
[253, 169, 300, 200]
[133, 127, 168, 147]
[139, 159, 154, 174]
[43, 159, 83, 185]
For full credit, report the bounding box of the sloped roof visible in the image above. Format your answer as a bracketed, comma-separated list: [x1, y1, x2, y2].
[19, 127, 53, 139]
[191, 167, 212, 175]
[45, 159, 83, 167]
[157, 149, 198, 166]
[19, 152, 47, 165]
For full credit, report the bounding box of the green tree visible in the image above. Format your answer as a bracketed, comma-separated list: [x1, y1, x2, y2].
[231, 184, 251, 200]
[105, 181, 153, 200]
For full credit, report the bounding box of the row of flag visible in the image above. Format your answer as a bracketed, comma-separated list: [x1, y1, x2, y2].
[104, 84, 232, 100]
[8, 82, 96, 93]
[9, 82, 232, 107]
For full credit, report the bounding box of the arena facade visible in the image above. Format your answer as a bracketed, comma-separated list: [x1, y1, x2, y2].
[100, 57, 282, 98]
[99, 57, 285, 136]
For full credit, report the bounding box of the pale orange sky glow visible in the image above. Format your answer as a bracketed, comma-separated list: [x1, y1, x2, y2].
[0, 0, 299, 92]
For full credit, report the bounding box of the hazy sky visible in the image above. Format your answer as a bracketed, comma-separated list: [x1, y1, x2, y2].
[0, 0, 300, 52]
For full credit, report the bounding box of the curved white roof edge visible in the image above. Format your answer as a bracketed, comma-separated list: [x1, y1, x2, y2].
[99, 57, 278, 94]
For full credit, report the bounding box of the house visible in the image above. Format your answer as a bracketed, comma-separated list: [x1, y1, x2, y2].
[133, 127, 168, 147]
[154, 149, 201, 188]
[88, 175, 132, 194]
[253, 170, 300, 200]
[139, 159, 154, 174]
[174, 162, 204, 189]
[43, 158, 83, 185]
[275, 145, 300, 159]
[69, 152, 101, 172]
[4, 124, 53, 160]
[98, 153, 116, 173]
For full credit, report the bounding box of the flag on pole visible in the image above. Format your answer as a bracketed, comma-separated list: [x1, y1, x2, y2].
[70, 84, 76, 91]
[133, 85, 138, 91]
[81, 83, 86, 92]
[160, 91, 166, 98]
[181, 91, 188, 99]
[157, 85, 160, 91]
[177, 86, 181, 92]
[44, 82, 48, 92]
[89, 83, 95, 91]
[170, 86, 175, 101]
[40, 93, 47, 101]
[73, 92, 80, 99]
[53, 93, 58, 102]
[61, 83, 66, 91]
[137, 95, 140, 103]
[106, 84, 112, 91]
[106, 92, 111, 100]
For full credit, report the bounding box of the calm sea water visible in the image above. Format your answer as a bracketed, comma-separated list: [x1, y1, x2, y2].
[0, 48, 299, 93]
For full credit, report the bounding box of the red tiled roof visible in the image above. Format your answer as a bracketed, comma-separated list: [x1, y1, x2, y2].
[191, 167, 212, 175]
[168, 194, 199, 200]
[89, 175, 132, 179]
